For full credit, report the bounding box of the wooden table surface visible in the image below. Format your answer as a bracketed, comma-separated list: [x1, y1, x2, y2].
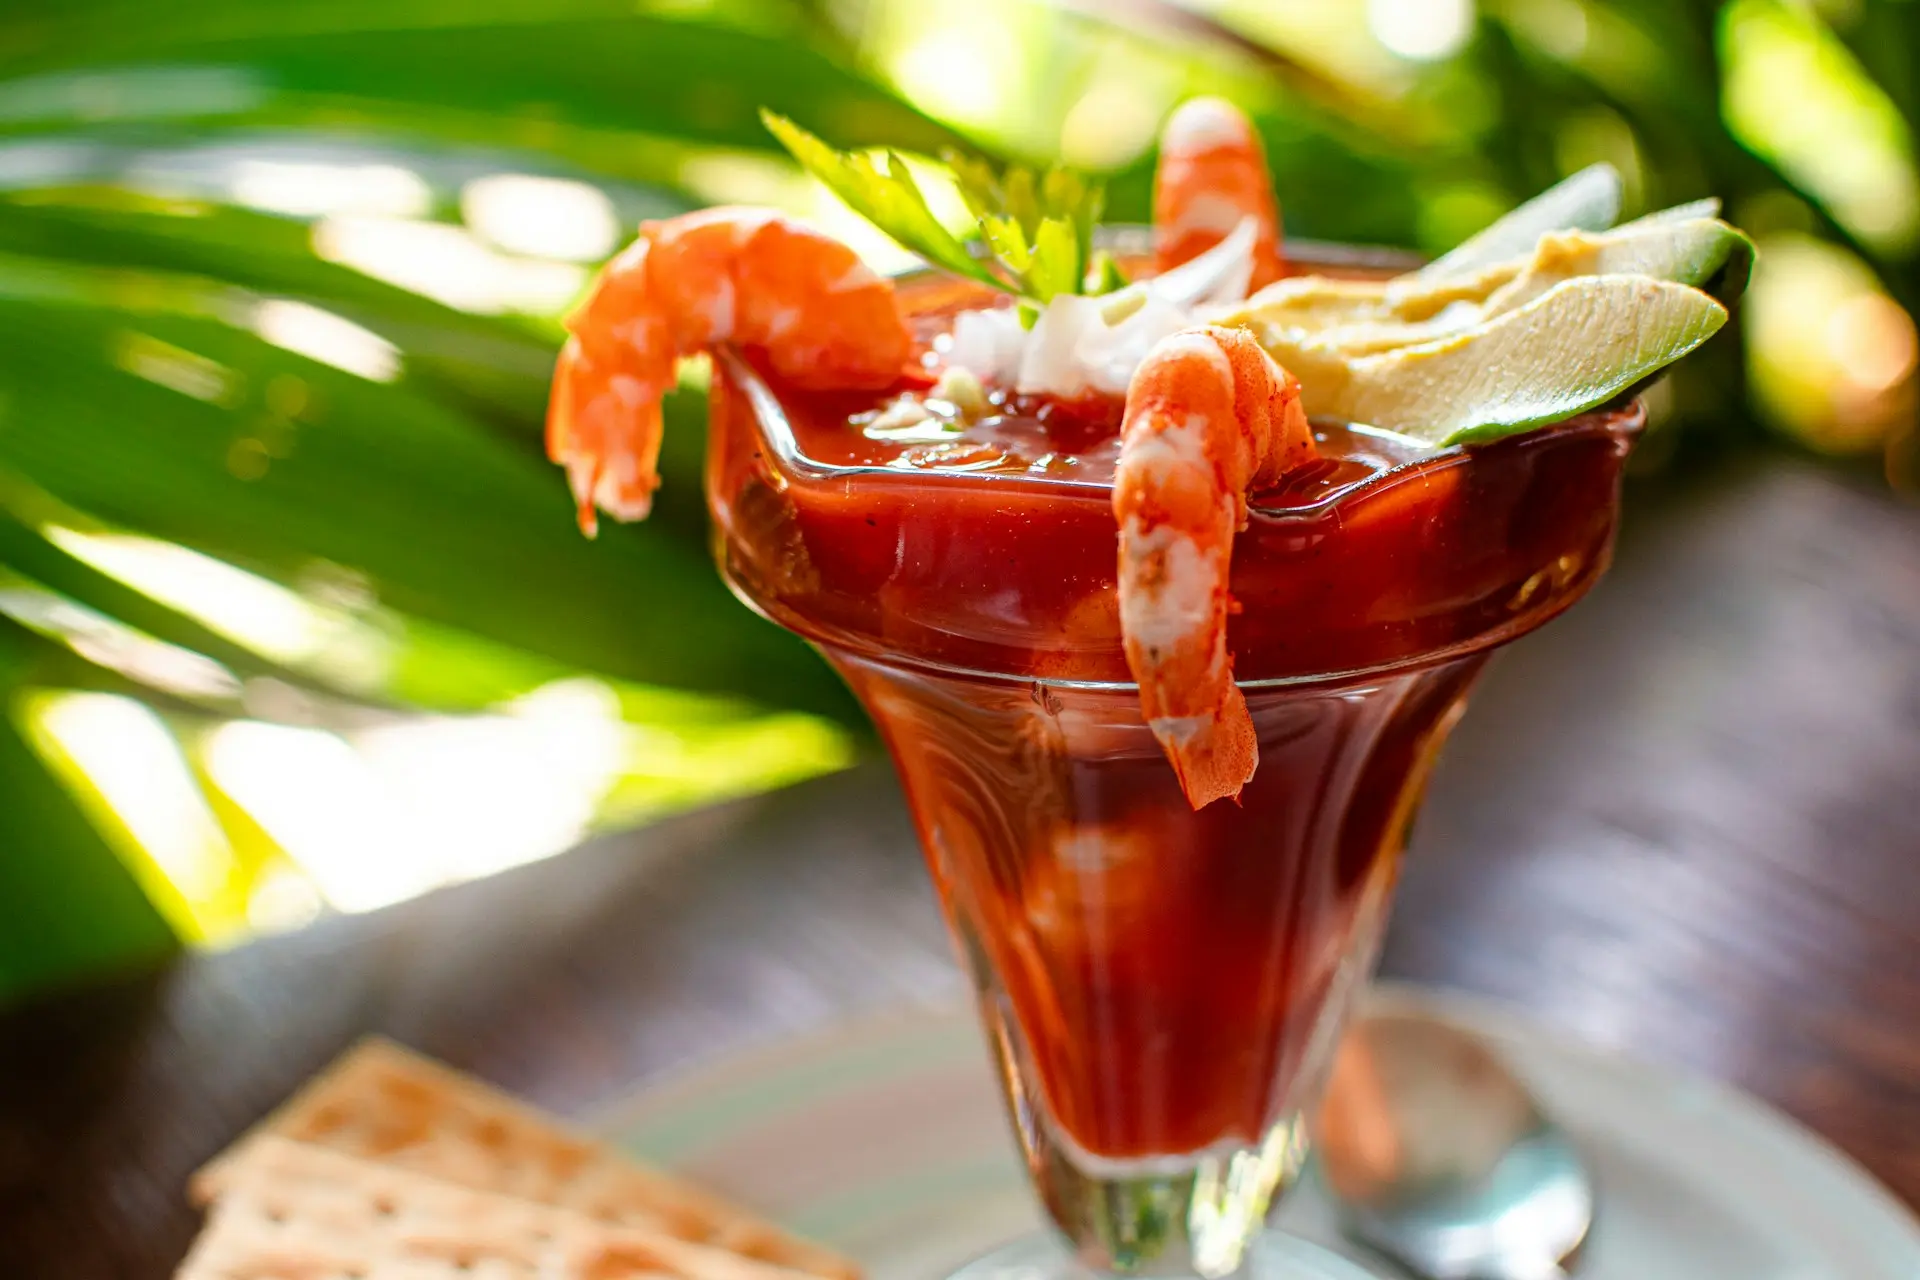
[2, 453, 1917, 1277]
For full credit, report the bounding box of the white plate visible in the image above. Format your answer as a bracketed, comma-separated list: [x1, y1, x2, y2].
[598, 984, 1920, 1279]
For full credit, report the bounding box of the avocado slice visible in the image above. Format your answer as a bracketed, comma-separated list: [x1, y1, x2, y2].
[1291, 275, 1730, 445]
[1206, 177, 1747, 450]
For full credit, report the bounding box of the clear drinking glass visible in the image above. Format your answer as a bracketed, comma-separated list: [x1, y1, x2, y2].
[703, 239, 1641, 1279]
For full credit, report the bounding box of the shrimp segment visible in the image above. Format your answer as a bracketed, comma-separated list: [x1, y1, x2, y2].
[1113, 325, 1313, 808]
[1152, 97, 1285, 292]
[548, 206, 914, 533]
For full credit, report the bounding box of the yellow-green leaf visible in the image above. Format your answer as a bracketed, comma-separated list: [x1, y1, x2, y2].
[761, 110, 1001, 290]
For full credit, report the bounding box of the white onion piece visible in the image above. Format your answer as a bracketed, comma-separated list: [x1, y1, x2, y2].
[1143, 215, 1258, 307]
[940, 216, 1260, 401]
[1070, 292, 1194, 396]
[1009, 290, 1198, 399]
[1016, 294, 1103, 398]
[937, 307, 1026, 385]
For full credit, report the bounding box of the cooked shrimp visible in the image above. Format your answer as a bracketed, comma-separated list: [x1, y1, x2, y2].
[1113, 324, 1314, 808]
[548, 206, 914, 533]
[1153, 97, 1285, 293]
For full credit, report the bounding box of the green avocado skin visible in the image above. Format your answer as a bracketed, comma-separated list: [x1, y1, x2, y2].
[1434, 287, 1730, 447]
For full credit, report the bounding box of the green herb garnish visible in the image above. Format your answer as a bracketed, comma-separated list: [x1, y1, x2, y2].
[761, 109, 1117, 304]
[1087, 249, 1130, 295]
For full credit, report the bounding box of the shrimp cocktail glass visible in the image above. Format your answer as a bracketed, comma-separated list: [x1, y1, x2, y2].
[546, 100, 1752, 1279]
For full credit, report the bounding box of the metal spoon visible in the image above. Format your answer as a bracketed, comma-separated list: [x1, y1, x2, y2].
[1313, 1010, 1595, 1280]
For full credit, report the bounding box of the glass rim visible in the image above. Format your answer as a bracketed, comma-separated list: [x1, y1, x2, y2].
[736, 551, 1612, 695]
[808, 603, 1589, 694]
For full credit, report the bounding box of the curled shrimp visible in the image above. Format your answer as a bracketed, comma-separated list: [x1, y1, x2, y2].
[548, 206, 914, 533]
[1153, 97, 1284, 293]
[1113, 325, 1314, 809]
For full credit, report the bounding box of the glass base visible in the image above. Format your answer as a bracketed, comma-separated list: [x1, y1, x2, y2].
[947, 1231, 1379, 1280]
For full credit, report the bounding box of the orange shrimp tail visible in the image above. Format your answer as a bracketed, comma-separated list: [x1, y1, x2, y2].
[1165, 683, 1260, 811]
[1114, 325, 1314, 809]
[1152, 97, 1285, 292]
[547, 335, 664, 537]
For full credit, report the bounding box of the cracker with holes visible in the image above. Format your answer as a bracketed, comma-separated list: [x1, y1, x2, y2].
[194, 1039, 857, 1279]
[179, 1136, 817, 1279]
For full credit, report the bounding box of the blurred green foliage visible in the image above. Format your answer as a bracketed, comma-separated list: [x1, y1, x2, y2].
[0, 0, 1914, 1001]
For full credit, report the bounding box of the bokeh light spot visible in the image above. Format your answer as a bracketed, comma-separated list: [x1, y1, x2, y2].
[313, 216, 586, 315]
[253, 300, 400, 383]
[229, 160, 431, 220]
[113, 332, 237, 405]
[1826, 293, 1919, 397]
[48, 529, 335, 665]
[0, 583, 238, 700]
[679, 152, 811, 209]
[1369, 0, 1477, 61]
[462, 174, 620, 262]
[1061, 80, 1171, 171]
[1746, 233, 1916, 453]
[34, 693, 239, 935]
[887, 14, 1023, 131]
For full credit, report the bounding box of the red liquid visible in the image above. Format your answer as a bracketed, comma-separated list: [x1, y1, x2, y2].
[706, 269, 1638, 1164]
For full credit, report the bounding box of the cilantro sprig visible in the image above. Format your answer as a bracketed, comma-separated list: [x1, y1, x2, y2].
[761, 109, 1120, 304]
